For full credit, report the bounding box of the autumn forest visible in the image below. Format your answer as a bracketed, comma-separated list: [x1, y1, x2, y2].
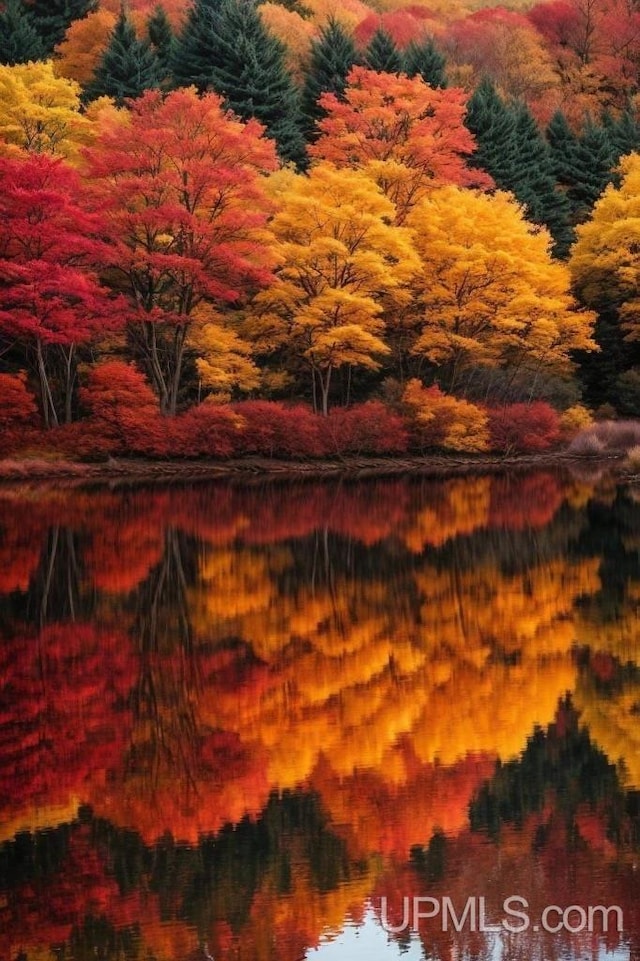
[2, 0, 640, 460]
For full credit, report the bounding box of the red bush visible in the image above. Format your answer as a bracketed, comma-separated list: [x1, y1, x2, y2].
[232, 401, 324, 458]
[321, 401, 409, 456]
[488, 402, 561, 453]
[0, 371, 40, 455]
[171, 402, 243, 458]
[79, 360, 168, 456]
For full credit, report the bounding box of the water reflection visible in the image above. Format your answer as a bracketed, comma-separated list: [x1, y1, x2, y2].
[1, 471, 640, 959]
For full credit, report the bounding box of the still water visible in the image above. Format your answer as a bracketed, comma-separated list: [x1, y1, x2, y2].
[1, 469, 640, 961]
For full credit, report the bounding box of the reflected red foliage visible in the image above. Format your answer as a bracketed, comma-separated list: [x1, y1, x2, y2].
[0, 624, 135, 826]
[488, 472, 563, 530]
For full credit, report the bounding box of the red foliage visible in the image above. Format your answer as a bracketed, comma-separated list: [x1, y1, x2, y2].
[0, 154, 117, 348]
[354, 9, 433, 48]
[321, 401, 409, 456]
[79, 361, 168, 456]
[0, 623, 135, 825]
[0, 371, 39, 454]
[232, 401, 324, 458]
[527, 0, 581, 47]
[488, 402, 560, 453]
[488, 472, 563, 529]
[170, 402, 242, 458]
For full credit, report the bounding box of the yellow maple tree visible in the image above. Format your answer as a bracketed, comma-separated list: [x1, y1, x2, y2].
[249, 163, 420, 414]
[406, 184, 598, 393]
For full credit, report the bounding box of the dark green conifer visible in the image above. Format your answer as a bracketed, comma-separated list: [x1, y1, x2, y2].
[364, 27, 402, 73]
[511, 102, 573, 256]
[0, 0, 45, 65]
[465, 78, 519, 186]
[84, 8, 161, 106]
[546, 110, 579, 183]
[172, 0, 225, 92]
[568, 119, 616, 221]
[301, 17, 359, 141]
[402, 36, 447, 87]
[174, 0, 306, 165]
[603, 107, 640, 162]
[467, 80, 571, 256]
[28, 0, 96, 54]
[146, 4, 174, 85]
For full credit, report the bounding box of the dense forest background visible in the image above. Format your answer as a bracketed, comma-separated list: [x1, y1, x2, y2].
[2, 0, 640, 459]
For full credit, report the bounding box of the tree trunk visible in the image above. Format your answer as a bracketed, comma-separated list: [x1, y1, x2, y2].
[64, 343, 75, 424]
[168, 324, 188, 416]
[36, 338, 58, 429]
[319, 364, 332, 417]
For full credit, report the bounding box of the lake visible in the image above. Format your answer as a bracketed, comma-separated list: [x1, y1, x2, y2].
[1, 468, 639, 961]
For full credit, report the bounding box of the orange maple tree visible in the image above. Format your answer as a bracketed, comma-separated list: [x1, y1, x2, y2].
[309, 66, 491, 221]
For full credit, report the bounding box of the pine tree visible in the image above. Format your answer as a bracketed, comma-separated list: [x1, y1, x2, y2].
[174, 0, 306, 165]
[28, 0, 96, 54]
[465, 78, 519, 186]
[84, 8, 161, 105]
[566, 119, 616, 220]
[171, 0, 219, 90]
[603, 108, 640, 162]
[301, 17, 359, 141]
[546, 110, 579, 185]
[511, 102, 573, 256]
[364, 28, 403, 73]
[402, 36, 447, 88]
[0, 0, 46, 65]
[466, 80, 571, 256]
[146, 4, 174, 86]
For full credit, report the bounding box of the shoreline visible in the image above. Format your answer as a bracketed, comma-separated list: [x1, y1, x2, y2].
[0, 451, 625, 487]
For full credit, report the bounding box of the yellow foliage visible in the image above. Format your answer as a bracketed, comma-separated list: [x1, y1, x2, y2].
[571, 154, 640, 342]
[403, 378, 490, 452]
[188, 308, 261, 400]
[304, 0, 370, 31]
[258, 3, 315, 81]
[402, 476, 492, 550]
[249, 162, 420, 409]
[559, 404, 595, 440]
[407, 186, 598, 389]
[0, 61, 91, 160]
[574, 674, 640, 787]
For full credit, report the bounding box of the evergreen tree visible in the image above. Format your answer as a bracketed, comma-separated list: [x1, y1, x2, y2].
[567, 119, 616, 221]
[466, 80, 571, 256]
[402, 36, 447, 88]
[171, 0, 220, 91]
[465, 78, 519, 187]
[28, 0, 96, 54]
[603, 107, 640, 162]
[174, 0, 305, 165]
[301, 17, 359, 141]
[0, 0, 45, 65]
[146, 4, 174, 86]
[546, 109, 580, 185]
[84, 8, 161, 106]
[364, 28, 402, 73]
[511, 102, 573, 256]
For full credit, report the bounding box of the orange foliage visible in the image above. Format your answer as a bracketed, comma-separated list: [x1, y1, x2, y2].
[54, 9, 118, 84]
[309, 66, 490, 220]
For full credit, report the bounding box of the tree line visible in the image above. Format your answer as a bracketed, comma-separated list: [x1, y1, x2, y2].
[1, 0, 640, 457]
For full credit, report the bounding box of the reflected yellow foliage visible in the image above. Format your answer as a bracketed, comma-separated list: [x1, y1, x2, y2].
[190, 543, 600, 791]
[403, 476, 491, 550]
[574, 674, 640, 787]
